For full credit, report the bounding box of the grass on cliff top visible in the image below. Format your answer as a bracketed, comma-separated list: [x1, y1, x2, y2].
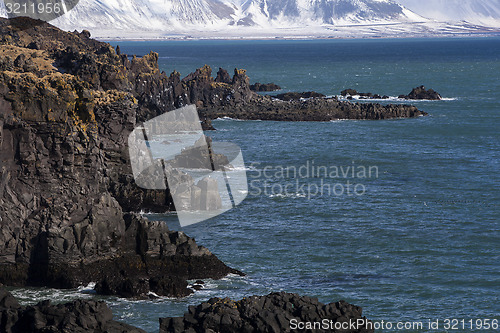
[0, 45, 56, 73]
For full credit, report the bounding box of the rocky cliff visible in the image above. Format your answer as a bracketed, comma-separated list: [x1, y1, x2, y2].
[0, 17, 243, 297]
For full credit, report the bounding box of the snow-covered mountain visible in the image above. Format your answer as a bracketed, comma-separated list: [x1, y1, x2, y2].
[1, 0, 499, 38]
[43, 0, 238, 31]
[239, 0, 422, 26]
[44, 0, 429, 36]
[398, 0, 500, 27]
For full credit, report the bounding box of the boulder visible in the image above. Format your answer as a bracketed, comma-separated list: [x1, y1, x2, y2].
[399, 85, 442, 100]
[159, 292, 374, 333]
[341, 88, 359, 96]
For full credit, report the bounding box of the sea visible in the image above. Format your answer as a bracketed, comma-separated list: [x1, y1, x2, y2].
[9, 38, 500, 332]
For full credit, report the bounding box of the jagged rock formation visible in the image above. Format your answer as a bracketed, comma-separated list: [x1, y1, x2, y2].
[0, 288, 145, 332]
[0, 17, 243, 297]
[159, 292, 374, 333]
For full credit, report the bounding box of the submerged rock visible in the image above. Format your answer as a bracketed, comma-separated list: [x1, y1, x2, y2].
[159, 292, 374, 333]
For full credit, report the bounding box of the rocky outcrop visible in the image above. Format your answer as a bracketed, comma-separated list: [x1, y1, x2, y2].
[200, 97, 425, 121]
[167, 135, 230, 170]
[250, 82, 281, 92]
[0, 17, 242, 297]
[159, 292, 374, 333]
[274, 91, 326, 101]
[399, 85, 442, 100]
[0, 288, 145, 332]
[341, 86, 442, 100]
[341, 89, 389, 100]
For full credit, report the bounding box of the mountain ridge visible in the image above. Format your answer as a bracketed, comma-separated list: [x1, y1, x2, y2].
[1, 0, 499, 38]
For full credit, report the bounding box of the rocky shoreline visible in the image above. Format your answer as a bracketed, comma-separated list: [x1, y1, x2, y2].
[0, 17, 426, 331]
[1, 286, 373, 333]
[160, 292, 374, 333]
[0, 17, 428, 295]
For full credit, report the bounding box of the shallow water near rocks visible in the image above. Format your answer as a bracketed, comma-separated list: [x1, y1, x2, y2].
[13, 38, 500, 332]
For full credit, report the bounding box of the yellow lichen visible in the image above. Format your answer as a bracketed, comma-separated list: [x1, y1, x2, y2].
[210, 82, 231, 89]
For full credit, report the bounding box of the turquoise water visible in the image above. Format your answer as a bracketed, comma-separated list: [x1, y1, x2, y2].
[12, 38, 500, 332]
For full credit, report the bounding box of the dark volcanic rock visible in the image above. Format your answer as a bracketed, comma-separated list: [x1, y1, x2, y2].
[342, 86, 441, 100]
[341, 88, 359, 96]
[399, 85, 442, 100]
[0, 288, 144, 332]
[200, 97, 426, 121]
[341, 89, 388, 100]
[167, 135, 230, 170]
[250, 82, 281, 92]
[215, 67, 232, 84]
[274, 91, 326, 101]
[0, 17, 242, 297]
[159, 292, 374, 333]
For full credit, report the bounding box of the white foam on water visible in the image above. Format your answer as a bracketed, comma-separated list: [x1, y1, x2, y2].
[268, 193, 307, 198]
[215, 116, 244, 121]
[9, 286, 96, 305]
[337, 95, 458, 102]
[77, 282, 97, 294]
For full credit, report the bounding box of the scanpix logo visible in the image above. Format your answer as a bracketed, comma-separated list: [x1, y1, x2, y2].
[128, 105, 248, 227]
